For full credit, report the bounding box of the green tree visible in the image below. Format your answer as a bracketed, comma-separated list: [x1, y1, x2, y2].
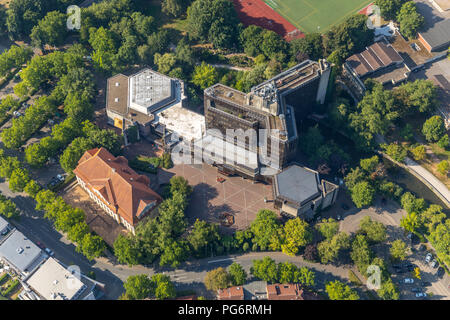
[204, 267, 230, 291]
[250, 257, 279, 283]
[382, 143, 407, 163]
[289, 33, 324, 61]
[375, 0, 407, 20]
[317, 232, 350, 264]
[350, 235, 373, 275]
[316, 218, 340, 240]
[325, 280, 359, 300]
[186, 0, 240, 49]
[187, 219, 220, 257]
[390, 239, 408, 261]
[400, 212, 420, 233]
[192, 62, 219, 90]
[30, 11, 67, 48]
[113, 234, 141, 266]
[228, 263, 247, 286]
[437, 134, 449, 149]
[397, 1, 424, 39]
[24, 179, 42, 199]
[378, 278, 400, 300]
[78, 233, 106, 260]
[250, 209, 281, 251]
[359, 216, 387, 243]
[151, 274, 176, 300]
[411, 145, 426, 161]
[350, 181, 375, 208]
[8, 167, 31, 192]
[437, 160, 449, 176]
[281, 217, 312, 256]
[154, 53, 176, 75]
[0, 197, 20, 219]
[123, 274, 153, 300]
[162, 0, 184, 18]
[422, 116, 445, 142]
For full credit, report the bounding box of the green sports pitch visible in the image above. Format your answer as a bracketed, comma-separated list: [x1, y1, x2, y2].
[263, 0, 373, 33]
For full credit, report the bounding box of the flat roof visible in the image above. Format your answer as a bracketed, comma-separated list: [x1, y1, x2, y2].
[26, 258, 85, 300]
[106, 73, 129, 117]
[0, 216, 8, 232]
[155, 105, 205, 141]
[419, 19, 450, 49]
[274, 164, 320, 205]
[129, 69, 174, 113]
[0, 229, 42, 273]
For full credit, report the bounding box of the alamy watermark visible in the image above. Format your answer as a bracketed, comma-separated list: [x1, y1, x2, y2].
[170, 128, 281, 176]
[366, 265, 382, 290]
[67, 5, 81, 31]
[366, 4, 382, 30]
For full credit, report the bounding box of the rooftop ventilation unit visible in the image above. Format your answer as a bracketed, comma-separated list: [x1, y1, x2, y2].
[16, 247, 24, 254]
[115, 98, 119, 102]
[115, 82, 119, 86]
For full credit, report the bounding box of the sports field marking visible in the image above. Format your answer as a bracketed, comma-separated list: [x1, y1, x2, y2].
[262, 0, 374, 34]
[265, 0, 278, 9]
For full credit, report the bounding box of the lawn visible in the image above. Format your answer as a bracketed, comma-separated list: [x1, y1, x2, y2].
[263, 0, 373, 33]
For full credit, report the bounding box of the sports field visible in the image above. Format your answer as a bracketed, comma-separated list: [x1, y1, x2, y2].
[263, 0, 373, 33]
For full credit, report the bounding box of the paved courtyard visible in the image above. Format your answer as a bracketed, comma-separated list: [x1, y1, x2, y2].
[158, 164, 277, 231]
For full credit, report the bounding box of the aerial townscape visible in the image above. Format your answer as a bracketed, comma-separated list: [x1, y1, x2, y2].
[0, 0, 449, 308]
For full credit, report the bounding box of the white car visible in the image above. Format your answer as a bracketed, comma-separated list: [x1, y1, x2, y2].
[404, 278, 414, 284]
[45, 248, 54, 257]
[430, 259, 438, 268]
[415, 292, 427, 298]
[425, 253, 433, 263]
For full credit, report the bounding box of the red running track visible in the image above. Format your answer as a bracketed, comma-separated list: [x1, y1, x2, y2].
[232, 0, 304, 41]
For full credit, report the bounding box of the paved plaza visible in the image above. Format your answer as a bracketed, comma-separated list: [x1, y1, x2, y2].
[158, 164, 278, 230]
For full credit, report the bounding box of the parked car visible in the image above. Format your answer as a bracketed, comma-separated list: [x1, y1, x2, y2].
[415, 292, 427, 298]
[36, 242, 45, 250]
[404, 278, 414, 284]
[421, 282, 431, 287]
[437, 267, 445, 278]
[430, 259, 438, 268]
[419, 244, 426, 252]
[45, 248, 54, 257]
[412, 288, 422, 293]
[425, 253, 433, 263]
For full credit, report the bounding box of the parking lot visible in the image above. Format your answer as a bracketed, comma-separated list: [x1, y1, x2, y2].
[339, 198, 450, 299]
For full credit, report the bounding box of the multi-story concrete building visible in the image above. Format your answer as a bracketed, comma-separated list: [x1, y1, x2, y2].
[106, 68, 204, 143]
[202, 59, 331, 179]
[272, 164, 338, 219]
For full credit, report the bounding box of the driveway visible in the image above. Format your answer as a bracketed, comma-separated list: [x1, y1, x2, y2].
[339, 198, 450, 300]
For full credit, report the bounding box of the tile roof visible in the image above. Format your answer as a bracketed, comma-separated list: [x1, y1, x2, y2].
[217, 286, 245, 300]
[266, 283, 322, 300]
[73, 148, 162, 226]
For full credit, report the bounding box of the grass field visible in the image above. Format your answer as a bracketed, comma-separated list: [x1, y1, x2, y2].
[263, 0, 373, 33]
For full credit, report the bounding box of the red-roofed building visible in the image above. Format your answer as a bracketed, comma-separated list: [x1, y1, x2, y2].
[217, 286, 245, 300]
[73, 147, 162, 234]
[266, 283, 321, 300]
